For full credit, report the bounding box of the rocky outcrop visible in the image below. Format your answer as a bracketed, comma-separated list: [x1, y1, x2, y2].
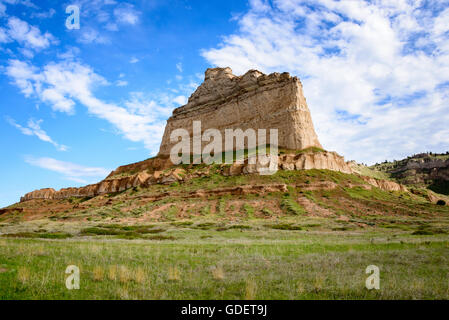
[19, 150, 355, 202]
[223, 151, 352, 176]
[158, 67, 322, 155]
[371, 153, 449, 186]
[20, 169, 187, 202]
[106, 156, 173, 179]
[20, 188, 56, 202]
[279, 151, 352, 173]
[361, 176, 407, 192]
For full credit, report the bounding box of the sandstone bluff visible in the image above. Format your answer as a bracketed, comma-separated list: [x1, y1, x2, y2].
[158, 67, 322, 155]
[19, 67, 404, 202]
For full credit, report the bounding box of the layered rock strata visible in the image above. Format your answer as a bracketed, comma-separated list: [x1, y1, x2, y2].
[158, 67, 322, 155]
[20, 152, 409, 202]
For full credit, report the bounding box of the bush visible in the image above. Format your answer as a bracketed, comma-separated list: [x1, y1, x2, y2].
[266, 223, 302, 231]
[281, 198, 306, 215]
[2, 232, 72, 239]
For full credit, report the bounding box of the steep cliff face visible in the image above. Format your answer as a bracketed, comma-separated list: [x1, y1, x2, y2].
[158, 67, 322, 155]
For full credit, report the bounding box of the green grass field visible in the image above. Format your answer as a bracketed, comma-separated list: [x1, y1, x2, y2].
[1, 224, 448, 299]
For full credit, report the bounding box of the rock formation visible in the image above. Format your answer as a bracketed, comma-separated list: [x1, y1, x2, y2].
[22, 67, 415, 203]
[158, 67, 322, 155]
[360, 176, 407, 192]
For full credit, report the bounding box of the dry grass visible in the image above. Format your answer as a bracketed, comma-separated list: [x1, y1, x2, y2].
[245, 278, 257, 300]
[17, 266, 30, 284]
[108, 265, 117, 281]
[168, 266, 181, 281]
[211, 266, 225, 280]
[92, 266, 104, 281]
[119, 265, 131, 283]
[313, 273, 326, 293]
[297, 280, 305, 295]
[117, 286, 130, 299]
[134, 267, 146, 284]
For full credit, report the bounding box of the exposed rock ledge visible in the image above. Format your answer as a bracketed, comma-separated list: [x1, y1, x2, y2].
[360, 176, 408, 192]
[20, 151, 408, 202]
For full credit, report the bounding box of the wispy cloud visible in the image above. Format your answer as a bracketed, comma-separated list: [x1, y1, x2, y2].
[129, 57, 139, 63]
[30, 8, 56, 19]
[114, 3, 140, 25]
[202, 0, 449, 164]
[176, 62, 183, 73]
[78, 28, 109, 44]
[5, 58, 177, 153]
[173, 95, 187, 105]
[115, 79, 128, 87]
[1, 16, 56, 49]
[7, 117, 68, 151]
[25, 156, 110, 183]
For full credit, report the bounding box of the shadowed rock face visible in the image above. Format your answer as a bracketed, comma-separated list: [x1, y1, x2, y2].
[158, 67, 322, 155]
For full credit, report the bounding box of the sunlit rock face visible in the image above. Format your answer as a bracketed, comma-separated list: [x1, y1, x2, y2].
[158, 67, 322, 156]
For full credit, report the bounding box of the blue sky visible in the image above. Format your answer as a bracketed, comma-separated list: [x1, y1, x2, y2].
[1, 0, 449, 207]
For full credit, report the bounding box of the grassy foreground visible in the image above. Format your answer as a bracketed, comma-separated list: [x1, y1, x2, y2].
[1, 168, 448, 299]
[1, 229, 448, 299]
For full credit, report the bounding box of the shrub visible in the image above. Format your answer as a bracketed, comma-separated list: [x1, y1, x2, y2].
[281, 198, 306, 215]
[266, 223, 302, 230]
[2, 232, 72, 239]
[81, 227, 121, 235]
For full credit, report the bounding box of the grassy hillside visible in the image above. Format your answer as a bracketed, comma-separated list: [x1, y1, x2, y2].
[1, 168, 448, 299]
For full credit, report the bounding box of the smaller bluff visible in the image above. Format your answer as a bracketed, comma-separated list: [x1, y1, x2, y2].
[158, 67, 322, 155]
[20, 188, 56, 202]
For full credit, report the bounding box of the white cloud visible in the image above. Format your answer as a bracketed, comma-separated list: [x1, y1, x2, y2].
[105, 22, 118, 31]
[57, 47, 80, 60]
[1, 0, 37, 10]
[114, 3, 140, 25]
[25, 156, 110, 183]
[19, 47, 34, 58]
[0, 27, 9, 42]
[129, 57, 139, 63]
[7, 117, 68, 151]
[176, 62, 183, 73]
[54, 1, 140, 33]
[173, 95, 187, 105]
[5, 58, 175, 153]
[0, 2, 6, 17]
[31, 8, 56, 19]
[201, 0, 449, 164]
[6, 16, 55, 49]
[115, 80, 128, 87]
[78, 28, 109, 44]
[5, 59, 41, 97]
